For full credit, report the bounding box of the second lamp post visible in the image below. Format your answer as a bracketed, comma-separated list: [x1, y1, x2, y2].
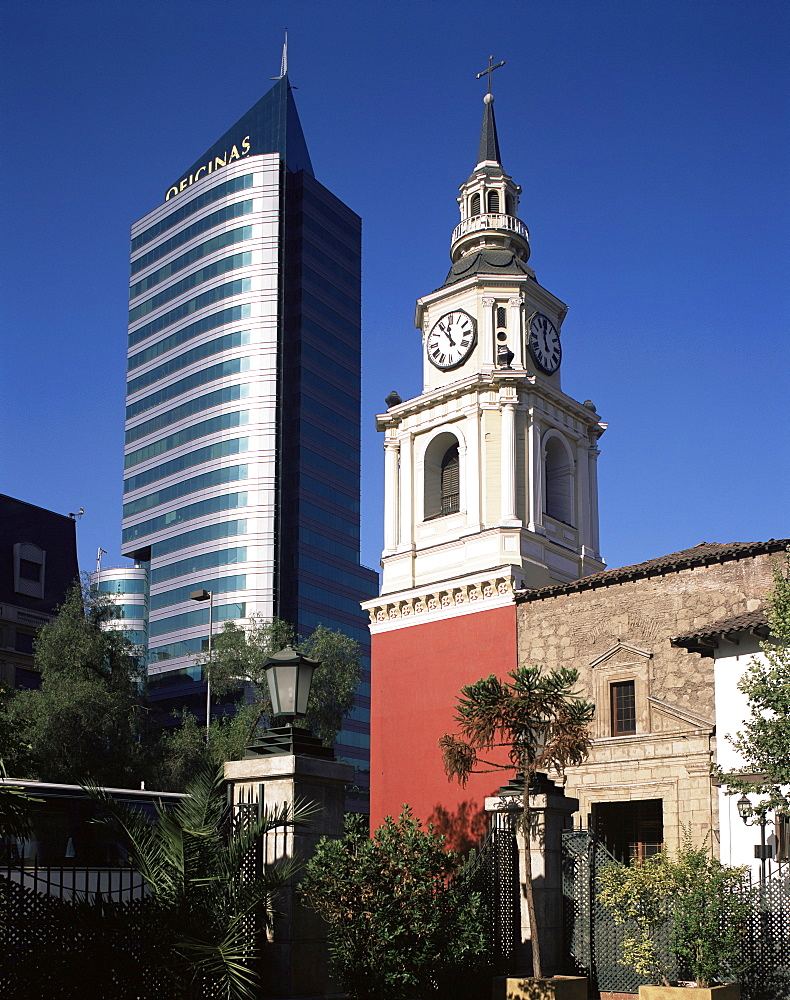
[190, 588, 214, 735]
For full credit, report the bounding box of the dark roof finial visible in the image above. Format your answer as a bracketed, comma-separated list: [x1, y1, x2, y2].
[475, 55, 505, 166]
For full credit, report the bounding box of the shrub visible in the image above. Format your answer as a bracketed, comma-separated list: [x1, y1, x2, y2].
[300, 808, 489, 1000]
[597, 835, 750, 988]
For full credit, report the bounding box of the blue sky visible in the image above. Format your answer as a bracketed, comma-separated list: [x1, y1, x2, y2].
[1, 0, 788, 581]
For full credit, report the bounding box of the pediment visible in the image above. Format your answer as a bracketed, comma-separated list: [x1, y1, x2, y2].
[590, 641, 653, 669]
[648, 696, 714, 731]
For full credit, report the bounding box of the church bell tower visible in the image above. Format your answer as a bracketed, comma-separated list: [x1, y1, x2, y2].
[374, 64, 606, 608]
[365, 60, 607, 833]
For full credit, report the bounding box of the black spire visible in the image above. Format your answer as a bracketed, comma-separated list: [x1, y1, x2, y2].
[477, 93, 502, 166]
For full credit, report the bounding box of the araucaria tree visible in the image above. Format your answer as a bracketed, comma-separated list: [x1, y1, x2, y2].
[440, 665, 594, 979]
[719, 550, 790, 818]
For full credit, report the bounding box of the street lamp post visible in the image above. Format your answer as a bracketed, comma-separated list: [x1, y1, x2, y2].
[262, 646, 318, 725]
[737, 795, 773, 883]
[190, 589, 214, 737]
[224, 643, 353, 998]
[240, 646, 332, 759]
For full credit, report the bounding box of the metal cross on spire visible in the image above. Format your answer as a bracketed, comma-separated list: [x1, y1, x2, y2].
[476, 55, 505, 95]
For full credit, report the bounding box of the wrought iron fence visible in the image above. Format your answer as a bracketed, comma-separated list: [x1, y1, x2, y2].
[0, 873, 168, 999]
[1, 860, 148, 901]
[451, 819, 520, 972]
[562, 829, 790, 1000]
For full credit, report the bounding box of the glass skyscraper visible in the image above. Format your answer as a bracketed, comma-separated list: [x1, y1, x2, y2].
[120, 74, 377, 807]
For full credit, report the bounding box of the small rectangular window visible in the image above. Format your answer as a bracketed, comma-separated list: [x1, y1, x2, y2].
[14, 632, 35, 654]
[611, 680, 636, 735]
[19, 559, 41, 582]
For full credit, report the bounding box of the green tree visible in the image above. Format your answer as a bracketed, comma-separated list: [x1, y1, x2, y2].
[300, 809, 489, 1000]
[719, 551, 790, 818]
[153, 703, 262, 792]
[3, 582, 149, 786]
[597, 836, 750, 988]
[440, 665, 594, 980]
[89, 766, 311, 1000]
[197, 615, 362, 746]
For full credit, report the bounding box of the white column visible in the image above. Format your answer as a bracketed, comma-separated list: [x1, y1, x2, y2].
[399, 432, 414, 550]
[576, 435, 591, 554]
[499, 392, 518, 525]
[508, 297, 522, 366]
[465, 404, 481, 529]
[383, 437, 400, 552]
[588, 445, 601, 557]
[482, 297, 495, 367]
[527, 408, 545, 535]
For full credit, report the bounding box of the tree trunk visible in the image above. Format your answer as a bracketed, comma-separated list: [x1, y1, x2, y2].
[521, 782, 542, 979]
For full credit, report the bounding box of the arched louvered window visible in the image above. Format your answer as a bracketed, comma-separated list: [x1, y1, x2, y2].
[440, 445, 460, 515]
[487, 190, 500, 212]
[424, 433, 461, 519]
[543, 436, 574, 525]
[470, 193, 481, 217]
[496, 305, 507, 329]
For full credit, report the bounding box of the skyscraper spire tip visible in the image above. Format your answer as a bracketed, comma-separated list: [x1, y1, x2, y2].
[272, 30, 288, 80]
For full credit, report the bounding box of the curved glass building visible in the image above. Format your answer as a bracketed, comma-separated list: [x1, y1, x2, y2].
[121, 74, 377, 808]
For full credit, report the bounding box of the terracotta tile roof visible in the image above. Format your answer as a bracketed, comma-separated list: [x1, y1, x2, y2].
[670, 609, 770, 657]
[514, 538, 789, 603]
[672, 609, 769, 644]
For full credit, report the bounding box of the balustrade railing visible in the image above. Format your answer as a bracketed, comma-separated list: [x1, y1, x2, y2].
[452, 213, 529, 245]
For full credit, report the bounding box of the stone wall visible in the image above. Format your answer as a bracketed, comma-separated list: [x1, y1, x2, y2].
[516, 550, 776, 853]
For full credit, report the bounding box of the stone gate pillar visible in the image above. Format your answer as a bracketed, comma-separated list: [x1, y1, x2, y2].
[485, 773, 579, 976]
[225, 727, 353, 998]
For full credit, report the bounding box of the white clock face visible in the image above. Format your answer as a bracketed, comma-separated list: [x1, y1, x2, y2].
[528, 313, 561, 373]
[426, 310, 477, 370]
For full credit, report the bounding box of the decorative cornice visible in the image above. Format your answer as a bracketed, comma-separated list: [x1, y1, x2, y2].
[375, 369, 606, 435]
[647, 696, 715, 731]
[590, 641, 653, 668]
[361, 571, 518, 632]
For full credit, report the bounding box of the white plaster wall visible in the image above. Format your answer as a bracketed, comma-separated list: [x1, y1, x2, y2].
[714, 636, 782, 879]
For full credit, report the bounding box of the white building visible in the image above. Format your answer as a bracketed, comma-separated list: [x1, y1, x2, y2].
[674, 609, 788, 879]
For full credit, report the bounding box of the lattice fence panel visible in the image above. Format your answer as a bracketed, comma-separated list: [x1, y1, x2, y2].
[444, 822, 520, 996]
[1, 875, 172, 999]
[738, 868, 790, 1000]
[563, 832, 790, 1000]
[562, 829, 678, 995]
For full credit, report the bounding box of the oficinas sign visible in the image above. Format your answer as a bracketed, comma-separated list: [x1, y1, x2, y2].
[165, 136, 252, 201]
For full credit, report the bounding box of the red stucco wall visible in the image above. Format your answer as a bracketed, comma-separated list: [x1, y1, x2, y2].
[370, 603, 516, 851]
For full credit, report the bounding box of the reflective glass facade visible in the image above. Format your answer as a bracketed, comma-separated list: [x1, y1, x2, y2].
[119, 75, 377, 809]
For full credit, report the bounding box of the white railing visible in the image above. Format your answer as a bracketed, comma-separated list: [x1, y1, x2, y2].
[451, 213, 530, 245]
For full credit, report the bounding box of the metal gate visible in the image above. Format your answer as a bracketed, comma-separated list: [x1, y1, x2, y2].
[453, 816, 520, 971]
[562, 828, 677, 995]
[562, 829, 790, 1000]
